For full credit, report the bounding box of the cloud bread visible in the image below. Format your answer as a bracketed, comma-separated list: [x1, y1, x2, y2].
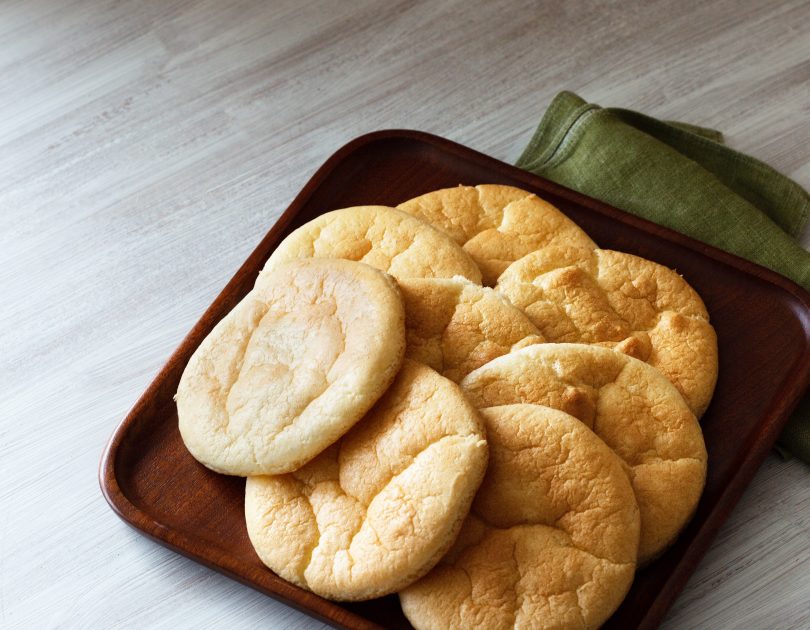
[496, 246, 718, 416]
[262, 206, 482, 283]
[399, 276, 545, 382]
[396, 184, 596, 285]
[176, 258, 406, 476]
[245, 360, 488, 601]
[460, 344, 707, 564]
[400, 404, 640, 630]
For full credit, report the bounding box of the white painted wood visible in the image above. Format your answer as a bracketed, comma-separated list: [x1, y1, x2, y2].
[1, 0, 809, 627]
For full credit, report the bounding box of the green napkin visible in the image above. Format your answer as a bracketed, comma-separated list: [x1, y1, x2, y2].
[516, 91, 810, 463]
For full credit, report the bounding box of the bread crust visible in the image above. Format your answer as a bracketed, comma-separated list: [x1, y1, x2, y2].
[176, 259, 406, 476]
[245, 360, 489, 601]
[497, 246, 718, 416]
[263, 205, 482, 283]
[460, 343, 707, 564]
[399, 276, 544, 382]
[401, 404, 640, 630]
[397, 184, 595, 285]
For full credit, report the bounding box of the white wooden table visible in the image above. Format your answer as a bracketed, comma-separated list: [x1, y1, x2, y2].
[2, 1, 809, 627]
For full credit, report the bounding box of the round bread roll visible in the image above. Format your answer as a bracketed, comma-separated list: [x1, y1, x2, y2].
[245, 360, 489, 601]
[176, 259, 406, 476]
[399, 276, 544, 382]
[397, 184, 595, 285]
[496, 246, 718, 416]
[262, 205, 482, 283]
[460, 344, 707, 564]
[400, 404, 640, 630]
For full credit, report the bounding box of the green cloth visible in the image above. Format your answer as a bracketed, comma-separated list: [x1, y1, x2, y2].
[516, 91, 810, 463]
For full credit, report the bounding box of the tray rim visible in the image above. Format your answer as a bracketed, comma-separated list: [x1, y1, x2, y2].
[99, 128, 810, 630]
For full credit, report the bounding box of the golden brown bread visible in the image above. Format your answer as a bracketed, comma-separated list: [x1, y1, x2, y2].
[245, 360, 489, 601]
[399, 276, 544, 382]
[400, 404, 640, 629]
[496, 246, 718, 416]
[460, 343, 707, 564]
[262, 205, 482, 283]
[396, 184, 596, 285]
[176, 259, 406, 476]
[178, 182, 715, 621]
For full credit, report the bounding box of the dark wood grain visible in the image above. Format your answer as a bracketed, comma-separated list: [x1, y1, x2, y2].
[100, 130, 810, 630]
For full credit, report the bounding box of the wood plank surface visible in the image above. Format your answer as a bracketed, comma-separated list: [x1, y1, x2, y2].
[1, 1, 808, 628]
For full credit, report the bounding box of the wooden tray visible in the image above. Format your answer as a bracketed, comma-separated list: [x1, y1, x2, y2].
[100, 130, 810, 629]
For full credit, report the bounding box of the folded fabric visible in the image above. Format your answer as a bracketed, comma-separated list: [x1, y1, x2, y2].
[516, 91, 810, 463]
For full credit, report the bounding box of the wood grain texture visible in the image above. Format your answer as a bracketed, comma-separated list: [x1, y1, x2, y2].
[1, 0, 809, 628]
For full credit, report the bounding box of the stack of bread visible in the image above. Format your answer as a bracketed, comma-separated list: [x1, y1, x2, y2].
[175, 185, 716, 629]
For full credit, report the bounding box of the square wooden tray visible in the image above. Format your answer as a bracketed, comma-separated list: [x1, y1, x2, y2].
[100, 130, 810, 629]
